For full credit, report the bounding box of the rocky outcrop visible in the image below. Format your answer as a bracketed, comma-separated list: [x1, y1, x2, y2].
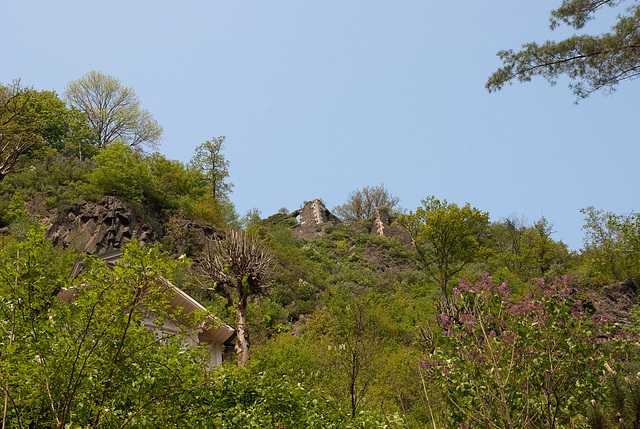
[589, 278, 638, 325]
[290, 199, 341, 239]
[43, 197, 161, 254]
[163, 215, 223, 258]
[371, 207, 413, 246]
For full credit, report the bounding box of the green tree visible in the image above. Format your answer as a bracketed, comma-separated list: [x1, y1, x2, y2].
[0, 81, 46, 182]
[304, 293, 391, 419]
[191, 136, 233, 201]
[88, 142, 153, 202]
[333, 183, 401, 223]
[398, 196, 490, 299]
[197, 229, 275, 368]
[65, 71, 162, 149]
[488, 215, 571, 281]
[580, 206, 640, 281]
[27, 89, 97, 161]
[146, 152, 209, 212]
[487, 0, 640, 99]
[530, 215, 570, 277]
[0, 229, 217, 428]
[487, 215, 530, 278]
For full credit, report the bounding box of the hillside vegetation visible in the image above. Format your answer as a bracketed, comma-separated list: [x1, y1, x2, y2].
[2, 75, 640, 428]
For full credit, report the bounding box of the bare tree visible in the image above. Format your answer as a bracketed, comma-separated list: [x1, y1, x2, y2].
[197, 230, 274, 368]
[333, 183, 401, 223]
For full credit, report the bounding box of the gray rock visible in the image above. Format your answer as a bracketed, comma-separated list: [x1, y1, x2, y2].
[290, 199, 341, 239]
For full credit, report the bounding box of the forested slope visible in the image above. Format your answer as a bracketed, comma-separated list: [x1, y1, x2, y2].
[2, 74, 640, 428]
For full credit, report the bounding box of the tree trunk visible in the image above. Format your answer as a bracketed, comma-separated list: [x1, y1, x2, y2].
[234, 307, 250, 368]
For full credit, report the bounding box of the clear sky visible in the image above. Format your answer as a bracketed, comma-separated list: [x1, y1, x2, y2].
[2, 1, 638, 251]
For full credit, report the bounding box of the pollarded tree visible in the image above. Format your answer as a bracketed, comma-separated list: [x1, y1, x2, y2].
[398, 196, 490, 299]
[333, 183, 401, 223]
[487, 0, 640, 99]
[65, 71, 162, 149]
[197, 229, 274, 368]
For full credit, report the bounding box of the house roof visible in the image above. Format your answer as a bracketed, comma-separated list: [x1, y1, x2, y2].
[69, 248, 124, 279]
[61, 249, 235, 344]
[161, 278, 235, 343]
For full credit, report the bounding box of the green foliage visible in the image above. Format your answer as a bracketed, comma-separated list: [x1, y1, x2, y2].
[254, 290, 407, 421]
[205, 367, 404, 428]
[421, 275, 616, 427]
[193, 194, 240, 228]
[257, 212, 298, 229]
[580, 206, 640, 282]
[588, 366, 640, 428]
[487, 0, 640, 99]
[26, 88, 98, 159]
[88, 142, 153, 202]
[398, 196, 490, 298]
[65, 70, 162, 149]
[191, 136, 233, 201]
[0, 231, 216, 428]
[0, 148, 97, 213]
[240, 207, 262, 228]
[148, 152, 206, 198]
[0, 81, 90, 182]
[487, 215, 572, 282]
[0, 194, 29, 227]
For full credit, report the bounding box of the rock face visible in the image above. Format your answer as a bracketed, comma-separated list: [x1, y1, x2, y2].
[290, 199, 341, 239]
[163, 215, 223, 258]
[370, 207, 413, 246]
[589, 278, 638, 325]
[44, 197, 161, 254]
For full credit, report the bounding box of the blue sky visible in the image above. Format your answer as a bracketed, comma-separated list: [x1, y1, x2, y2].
[2, 1, 638, 250]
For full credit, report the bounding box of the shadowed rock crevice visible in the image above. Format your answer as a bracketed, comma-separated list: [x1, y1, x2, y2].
[44, 196, 160, 253]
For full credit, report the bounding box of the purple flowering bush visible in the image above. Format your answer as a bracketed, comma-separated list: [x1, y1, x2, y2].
[420, 274, 613, 428]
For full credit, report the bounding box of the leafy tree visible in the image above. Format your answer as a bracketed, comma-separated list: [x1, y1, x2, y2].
[487, 215, 530, 278]
[398, 196, 490, 299]
[0, 81, 46, 182]
[530, 215, 571, 276]
[0, 148, 96, 215]
[191, 136, 233, 201]
[487, 0, 640, 99]
[145, 152, 210, 213]
[304, 293, 392, 419]
[580, 206, 640, 281]
[21, 88, 98, 161]
[197, 229, 275, 368]
[192, 194, 240, 229]
[333, 183, 401, 223]
[88, 142, 153, 202]
[65, 71, 162, 149]
[488, 215, 571, 281]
